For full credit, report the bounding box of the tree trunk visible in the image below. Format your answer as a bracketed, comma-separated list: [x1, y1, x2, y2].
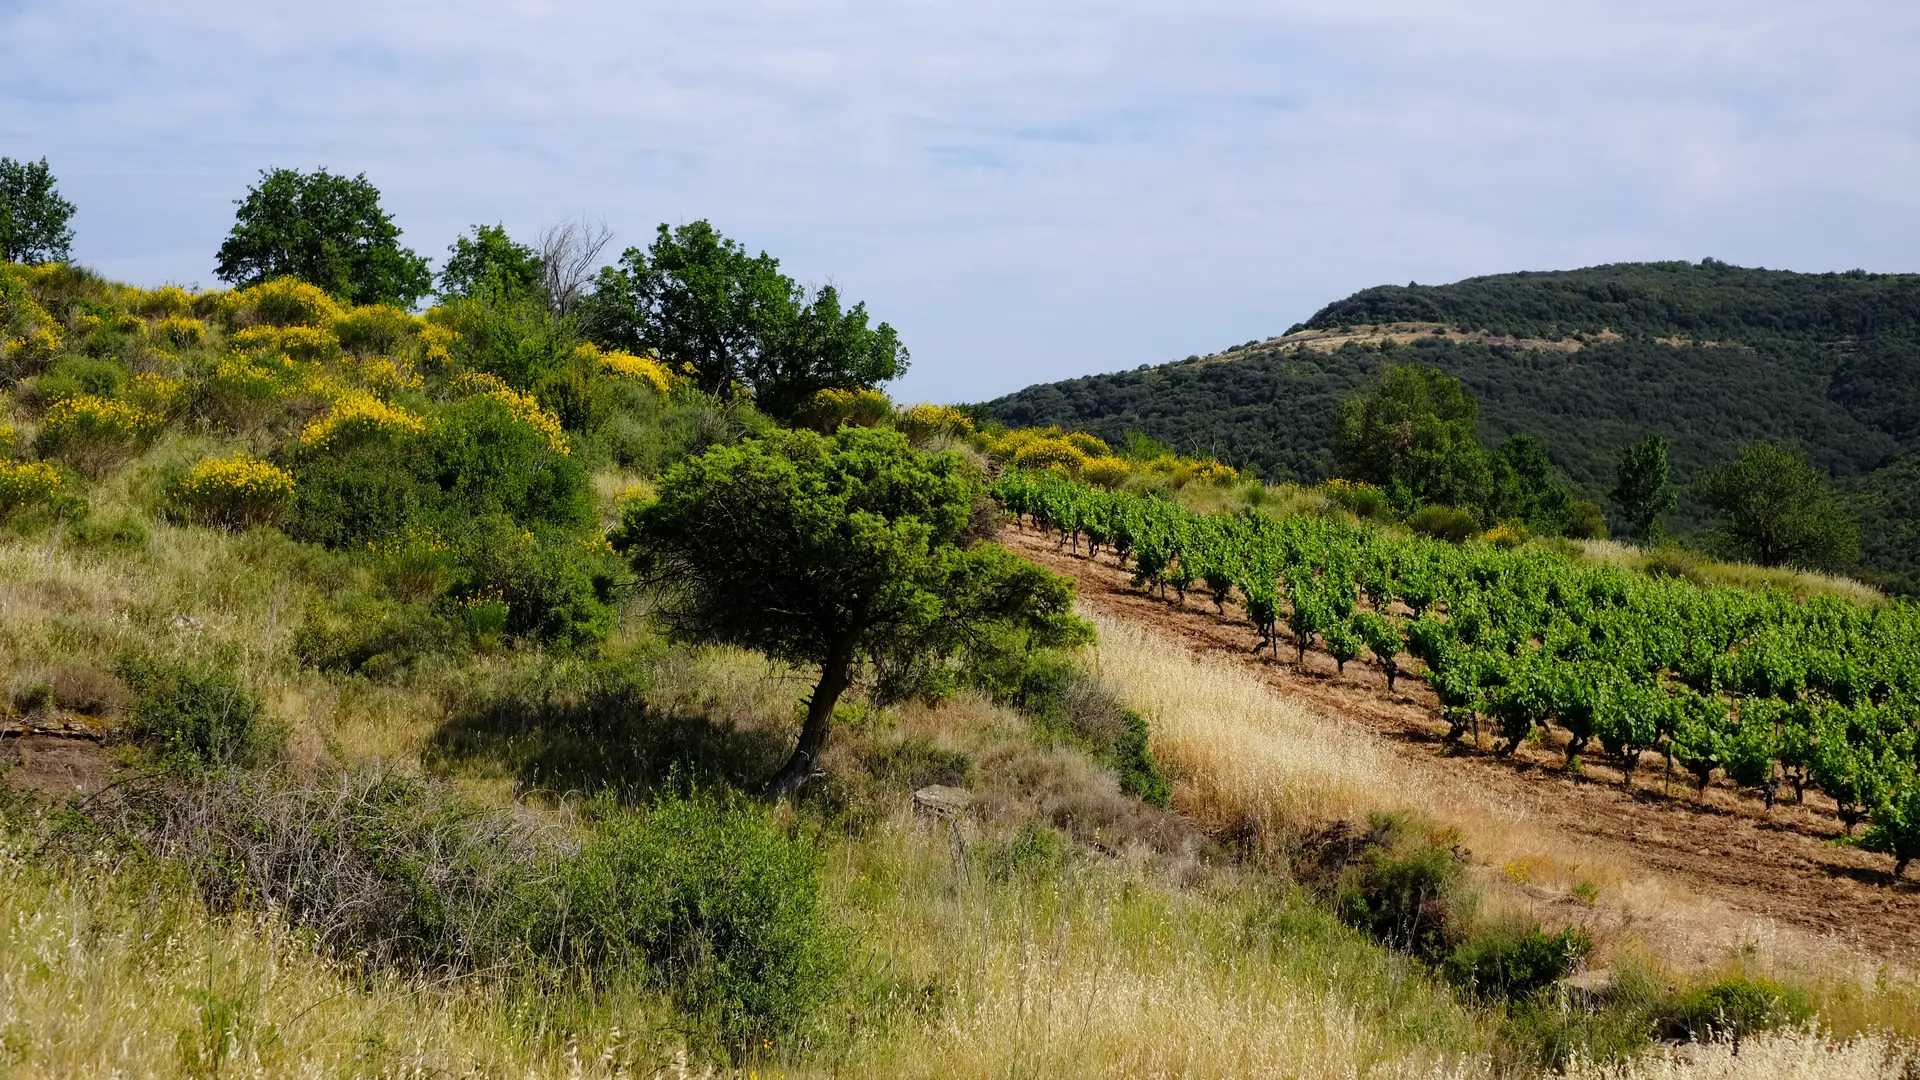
[769, 633, 859, 799]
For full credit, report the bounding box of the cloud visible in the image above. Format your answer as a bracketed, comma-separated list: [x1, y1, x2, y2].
[3, 0, 1918, 401]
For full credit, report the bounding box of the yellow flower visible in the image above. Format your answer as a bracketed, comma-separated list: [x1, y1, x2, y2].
[417, 322, 459, 368]
[151, 315, 207, 348]
[171, 454, 296, 529]
[451, 374, 570, 455]
[222, 277, 343, 328]
[0, 459, 64, 517]
[299, 390, 427, 450]
[579, 342, 679, 397]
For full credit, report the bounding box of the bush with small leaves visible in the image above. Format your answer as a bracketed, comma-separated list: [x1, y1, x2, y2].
[171, 454, 296, 529]
[0, 459, 66, 520]
[34, 394, 164, 477]
[1859, 781, 1920, 880]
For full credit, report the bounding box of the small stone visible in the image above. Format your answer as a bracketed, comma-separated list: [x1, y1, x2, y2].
[171, 615, 204, 632]
[912, 785, 974, 820]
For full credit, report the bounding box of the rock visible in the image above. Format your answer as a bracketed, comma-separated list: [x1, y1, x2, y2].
[170, 615, 204, 632]
[1558, 968, 1614, 996]
[912, 784, 974, 820]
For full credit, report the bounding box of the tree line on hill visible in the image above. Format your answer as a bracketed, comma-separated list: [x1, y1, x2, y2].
[985, 261, 1920, 591]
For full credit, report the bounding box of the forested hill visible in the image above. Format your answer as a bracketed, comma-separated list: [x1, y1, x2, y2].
[981, 260, 1920, 587]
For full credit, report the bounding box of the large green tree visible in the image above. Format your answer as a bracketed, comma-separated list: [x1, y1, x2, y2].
[1610, 435, 1676, 542]
[1695, 441, 1860, 570]
[616, 426, 1085, 796]
[215, 168, 432, 307]
[438, 223, 543, 302]
[0, 156, 76, 264]
[1334, 363, 1489, 512]
[581, 221, 906, 414]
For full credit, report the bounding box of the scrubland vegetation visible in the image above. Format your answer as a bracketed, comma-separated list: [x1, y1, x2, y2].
[2, 164, 1919, 1077]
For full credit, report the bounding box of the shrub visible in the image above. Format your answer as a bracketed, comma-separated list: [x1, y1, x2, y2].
[580, 341, 678, 398]
[1662, 976, 1811, 1042]
[1081, 454, 1131, 489]
[131, 284, 194, 317]
[1444, 923, 1590, 1000]
[794, 386, 893, 433]
[230, 323, 340, 362]
[451, 373, 569, 455]
[1408, 503, 1480, 544]
[1483, 522, 1529, 549]
[115, 653, 278, 768]
[0, 459, 66, 520]
[1321, 478, 1391, 520]
[426, 394, 593, 529]
[1562, 498, 1608, 539]
[334, 303, 416, 354]
[35, 354, 127, 404]
[125, 372, 188, 417]
[894, 402, 974, 443]
[223, 276, 343, 328]
[1064, 431, 1110, 457]
[294, 594, 466, 679]
[1012, 436, 1089, 475]
[170, 454, 296, 529]
[866, 736, 974, 790]
[298, 389, 426, 450]
[204, 352, 300, 431]
[1332, 814, 1467, 962]
[416, 322, 458, 368]
[34, 394, 164, 477]
[0, 422, 14, 458]
[150, 314, 207, 348]
[446, 517, 613, 646]
[556, 791, 842, 1052]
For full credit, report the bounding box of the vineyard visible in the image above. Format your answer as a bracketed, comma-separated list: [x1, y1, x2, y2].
[991, 469, 1920, 880]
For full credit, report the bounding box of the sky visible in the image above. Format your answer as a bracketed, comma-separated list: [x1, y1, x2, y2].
[4, 0, 1919, 403]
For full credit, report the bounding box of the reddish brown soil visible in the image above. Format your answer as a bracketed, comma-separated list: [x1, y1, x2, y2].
[0, 727, 115, 800]
[1005, 527, 1920, 962]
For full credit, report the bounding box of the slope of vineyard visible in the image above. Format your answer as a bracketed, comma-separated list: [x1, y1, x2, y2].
[980, 260, 1920, 585]
[990, 469, 1920, 899]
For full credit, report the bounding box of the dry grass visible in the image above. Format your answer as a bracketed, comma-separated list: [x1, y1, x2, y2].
[1565, 1028, 1918, 1079]
[1084, 611, 1920, 1036]
[1568, 539, 1885, 606]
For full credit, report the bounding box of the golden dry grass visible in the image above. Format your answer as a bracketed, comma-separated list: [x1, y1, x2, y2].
[1084, 611, 1920, 1036]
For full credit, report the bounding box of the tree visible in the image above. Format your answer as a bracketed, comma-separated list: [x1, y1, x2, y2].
[1610, 435, 1676, 542]
[616, 426, 1087, 796]
[1487, 433, 1576, 530]
[537, 217, 613, 318]
[0, 156, 76, 264]
[439, 223, 543, 302]
[1695, 441, 1860, 570]
[1334, 363, 1489, 512]
[580, 220, 906, 414]
[215, 168, 432, 307]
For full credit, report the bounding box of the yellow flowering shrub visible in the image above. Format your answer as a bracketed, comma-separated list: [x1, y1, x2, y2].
[451, 373, 569, 455]
[1012, 436, 1090, 476]
[1081, 455, 1132, 489]
[368, 521, 458, 600]
[231, 323, 339, 362]
[223, 277, 343, 328]
[988, 426, 1057, 460]
[344, 354, 424, 396]
[133, 285, 194, 318]
[416, 322, 458, 369]
[1189, 459, 1239, 486]
[1065, 431, 1111, 457]
[0, 423, 14, 459]
[73, 313, 103, 335]
[299, 390, 427, 450]
[207, 353, 300, 431]
[151, 315, 207, 349]
[895, 402, 975, 442]
[113, 313, 146, 335]
[579, 342, 677, 397]
[1318, 478, 1389, 519]
[335, 304, 417, 355]
[35, 395, 164, 477]
[1, 275, 62, 378]
[1482, 522, 1530, 549]
[0, 459, 65, 519]
[170, 454, 295, 529]
[126, 373, 189, 418]
[795, 387, 894, 433]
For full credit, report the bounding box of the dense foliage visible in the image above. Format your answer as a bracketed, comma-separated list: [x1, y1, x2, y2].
[983, 261, 1920, 587]
[994, 467, 1920, 881]
[0, 156, 76, 265]
[215, 168, 434, 307]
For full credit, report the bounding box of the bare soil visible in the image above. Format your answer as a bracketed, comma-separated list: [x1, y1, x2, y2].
[1004, 527, 1920, 963]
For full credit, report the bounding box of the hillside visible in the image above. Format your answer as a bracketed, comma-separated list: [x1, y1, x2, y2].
[982, 261, 1920, 585]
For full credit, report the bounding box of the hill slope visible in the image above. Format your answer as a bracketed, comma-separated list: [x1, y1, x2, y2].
[982, 260, 1920, 585]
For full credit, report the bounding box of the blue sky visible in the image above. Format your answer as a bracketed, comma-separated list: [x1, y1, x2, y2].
[4, 0, 1918, 402]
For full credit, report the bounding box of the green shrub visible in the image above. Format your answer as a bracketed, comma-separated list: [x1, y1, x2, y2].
[1662, 975, 1811, 1042]
[288, 437, 434, 547]
[426, 394, 595, 530]
[557, 791, 842, 1052]
[1444, 923, 1590, 1000]
[1332, 813, 1467, 961]
[1407, 504, 1481, 544]
[35, 354, 128, 404]
[984, 820, 1070, 882]
[446, 516, 614, 647]
[114, 654, 278, 768]
[1110, 708, 1172, 808]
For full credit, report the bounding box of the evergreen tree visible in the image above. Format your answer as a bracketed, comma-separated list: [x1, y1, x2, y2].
[0, 156, 76, 264]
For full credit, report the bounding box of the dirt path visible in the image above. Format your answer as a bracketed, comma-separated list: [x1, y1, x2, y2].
[1004, 527, 1920, 964]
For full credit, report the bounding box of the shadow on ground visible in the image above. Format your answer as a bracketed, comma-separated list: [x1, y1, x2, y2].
[426, 676, 791, 802]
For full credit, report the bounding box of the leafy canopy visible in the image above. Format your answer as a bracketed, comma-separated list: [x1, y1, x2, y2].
[1695, 441, 1860, 571]
[616, 426, 1085, 793]
[0, 156, 76, 264]
[215, 168, 432, 307]
[439, 223, 544, 303]
[581, 220, 907, 417]
[1334, 363, 1489, 512]
[1611, 435, 1676, 542]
